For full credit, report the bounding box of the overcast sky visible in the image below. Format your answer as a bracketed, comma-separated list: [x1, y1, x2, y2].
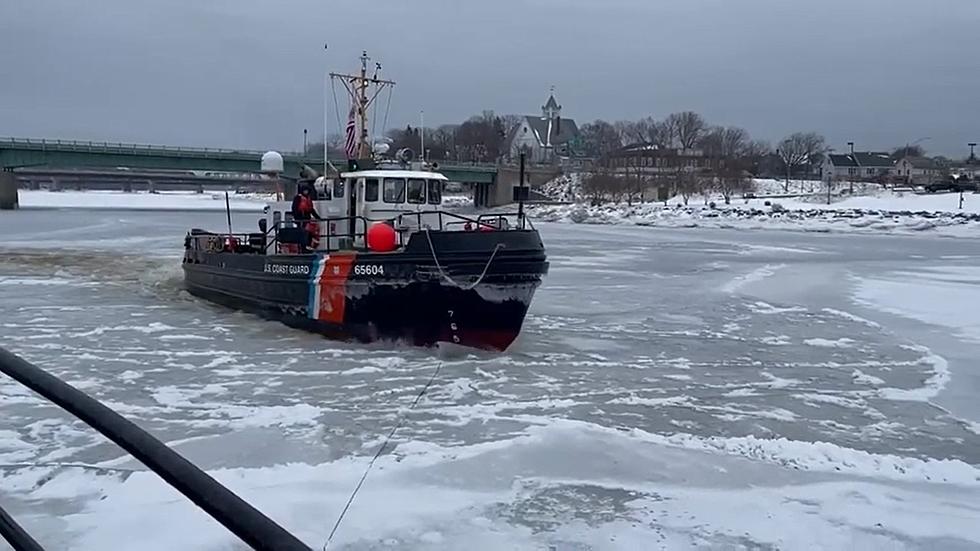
[2, 0, 978, 155]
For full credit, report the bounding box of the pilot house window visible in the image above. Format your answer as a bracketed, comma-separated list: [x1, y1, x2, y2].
[407, 179, 426, 204]
[427, 180, 442, 205]
[383, 178, 406, 203]
[365, 179, 379, 202]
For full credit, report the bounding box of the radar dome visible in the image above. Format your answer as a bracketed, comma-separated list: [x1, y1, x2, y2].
[396, 148, 415, 163]
[260, 151, 284, 174]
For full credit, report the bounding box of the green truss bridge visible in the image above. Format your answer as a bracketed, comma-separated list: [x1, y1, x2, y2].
[0, 137, 499, 184]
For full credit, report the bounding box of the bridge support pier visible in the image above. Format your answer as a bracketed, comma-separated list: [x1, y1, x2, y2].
[0, 171, 19, 210]
[473, 182, 488, 208]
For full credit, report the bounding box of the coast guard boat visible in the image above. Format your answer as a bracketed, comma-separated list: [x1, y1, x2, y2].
[182, 55, 548, 351]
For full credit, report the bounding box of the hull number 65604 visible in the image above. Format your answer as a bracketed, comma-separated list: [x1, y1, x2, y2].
[353, 264, 385, 276]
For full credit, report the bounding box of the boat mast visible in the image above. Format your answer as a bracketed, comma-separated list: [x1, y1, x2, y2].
[330, 51, 395, 160]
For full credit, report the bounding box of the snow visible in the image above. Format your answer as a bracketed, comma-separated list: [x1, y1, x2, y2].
[776, 189, 980, 214]
[6, 419, 980, 550]
[441, 194, 472, 208]
[528, 177, 980, 236]
[804, 337, 856, 348]
[822, 308, 882, 329]
[855, 267, 980, 344]
[5, 213, 980, 549]
[721, 264, 786, 293]
[340, 366, 384, 375]
[529, 197, 980, 237]
[852, 369, 886, 386]
[17, 190, 269, 211]
[539, 173, 582, 202]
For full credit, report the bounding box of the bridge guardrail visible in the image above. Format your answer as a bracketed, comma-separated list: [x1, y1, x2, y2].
[0, 137, 291, 157]
[1, 138, 529, 174]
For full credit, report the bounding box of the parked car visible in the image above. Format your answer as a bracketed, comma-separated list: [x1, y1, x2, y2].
[924, 178, 978, 193]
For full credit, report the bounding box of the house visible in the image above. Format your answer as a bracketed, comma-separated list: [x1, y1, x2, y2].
[895, 156, 941, 184]
[823, 152, 895, 182]
[508, 91, 581, 164]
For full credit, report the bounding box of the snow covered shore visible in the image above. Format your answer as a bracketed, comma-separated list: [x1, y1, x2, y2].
[17, 190, 270, 211]
[530, 196, 980, 237]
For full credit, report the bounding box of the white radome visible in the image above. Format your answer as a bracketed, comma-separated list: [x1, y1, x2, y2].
[260, 151, 284, 174]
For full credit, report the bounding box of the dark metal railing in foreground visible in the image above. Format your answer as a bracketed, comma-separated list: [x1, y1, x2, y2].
[186, 209, 534, 256]
[0, 347, 311, 551]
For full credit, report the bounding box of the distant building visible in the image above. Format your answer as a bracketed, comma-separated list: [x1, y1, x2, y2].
[823, 152, 895, 182]
[599, 143, 731, 201]
[895, 156, 941, 184]
[508, 91, 581, 164]
[951, 154, 979, 180]
[603, 144, 721, 175]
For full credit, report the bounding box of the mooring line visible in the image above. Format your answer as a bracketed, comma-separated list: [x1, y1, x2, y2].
[323, 360, 444, 550]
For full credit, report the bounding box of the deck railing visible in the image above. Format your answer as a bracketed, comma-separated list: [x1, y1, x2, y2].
[185, 209, 531, 256]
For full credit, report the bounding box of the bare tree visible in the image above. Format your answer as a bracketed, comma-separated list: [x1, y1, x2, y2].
[666, 111, 706, 149]
[660, 116, 679, 148]
[745, 140, 772, 160]
[695, 126, 755, 204]
[581, 169, 622, 205]
[743, 139, 772, 180]
[454, 112, 508, 162]
[620, 153, 650, 205]
[613, 120, 638, 145]
[500, 114, 523, 144]
[638, 117, 674, 147]
[580, 119, 623, 158]
[891, 144, 926, 159]
[776, 132, 826, 193]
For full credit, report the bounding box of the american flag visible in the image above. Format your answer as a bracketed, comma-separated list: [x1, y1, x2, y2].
[344, 104, 357, 159]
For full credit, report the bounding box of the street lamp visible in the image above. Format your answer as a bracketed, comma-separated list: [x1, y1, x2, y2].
[517, 144, 532, 228]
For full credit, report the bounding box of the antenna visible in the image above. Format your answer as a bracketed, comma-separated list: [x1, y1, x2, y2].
[329, 51, 395, 161]
[420, 110, 425, 163]
[328, 43, 340, 178]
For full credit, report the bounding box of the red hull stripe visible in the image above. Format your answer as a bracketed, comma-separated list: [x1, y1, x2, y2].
[309, 253, 356, 324]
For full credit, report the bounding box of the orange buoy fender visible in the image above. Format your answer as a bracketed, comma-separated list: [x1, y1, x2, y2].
[367, 222, 398, 252]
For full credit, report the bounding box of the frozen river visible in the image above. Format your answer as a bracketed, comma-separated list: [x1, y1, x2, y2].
[2, 208, 980, 550]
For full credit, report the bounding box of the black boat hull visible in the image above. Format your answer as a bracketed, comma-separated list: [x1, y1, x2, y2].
[182, 230, 548, 351]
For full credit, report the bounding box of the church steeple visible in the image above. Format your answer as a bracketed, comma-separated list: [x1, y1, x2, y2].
[542, 86, 561, 119]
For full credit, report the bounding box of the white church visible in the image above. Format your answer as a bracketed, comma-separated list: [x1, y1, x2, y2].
[508, 91, 581, 164]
